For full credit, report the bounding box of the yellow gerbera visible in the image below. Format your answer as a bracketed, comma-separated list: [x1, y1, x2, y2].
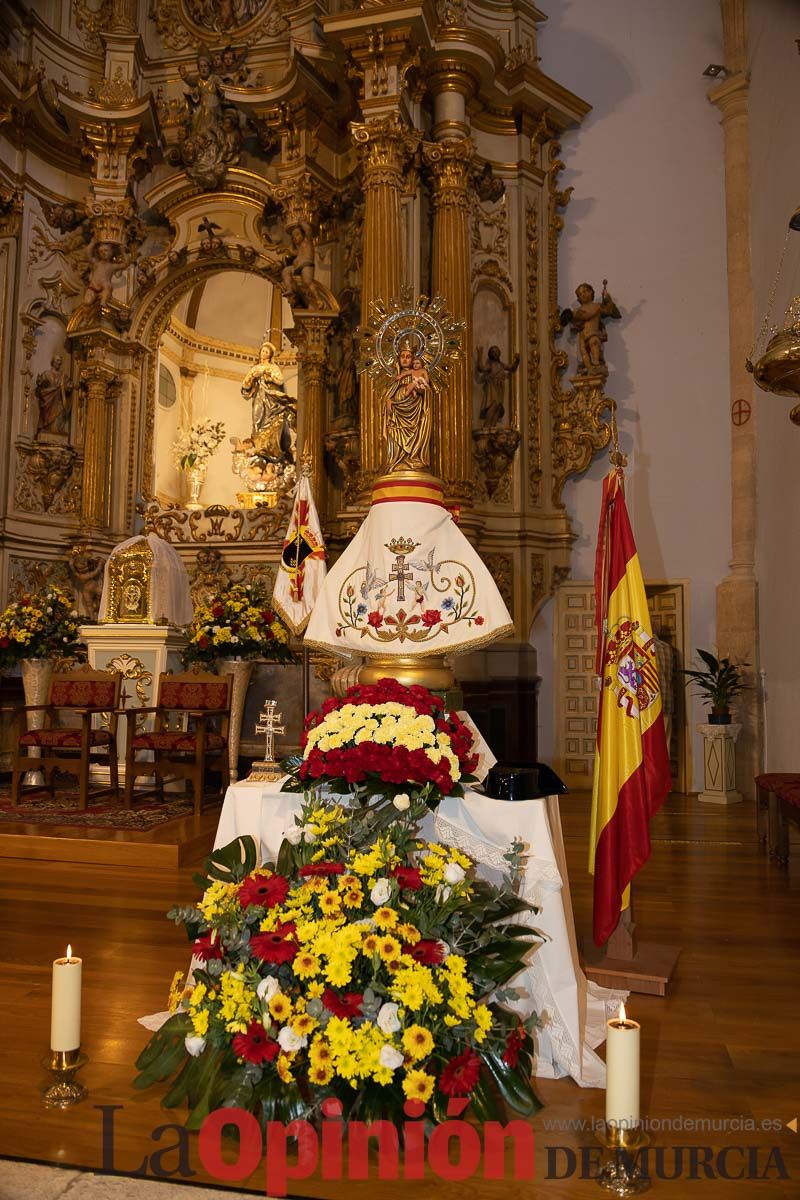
[268, 993, 292, 1021]
[397, 923, 421, 944]
[378, 935, 401, 962]
[292, 952, 320, 979]
[309, 1062, 333, 1085]
[402, 1068, 435, 1103]
[373, 906, 398, 930]
[402, 1024, 434, 1061]
[362, 933, 380, 955]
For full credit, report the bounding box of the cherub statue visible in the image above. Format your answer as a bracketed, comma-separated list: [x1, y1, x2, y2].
[68, 545, 105, 619]
[83, 240, 129, 308]
[280, 221, 317, 305]
[560, 280, 621, 374]
[476, 345, 520, 428]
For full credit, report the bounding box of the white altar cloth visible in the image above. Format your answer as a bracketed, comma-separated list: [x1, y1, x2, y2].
[214, 781, 623, 1089]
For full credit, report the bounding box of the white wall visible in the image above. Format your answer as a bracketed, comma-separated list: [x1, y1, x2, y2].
[533, 0, 731, 788]
[750, 0, 800, 771]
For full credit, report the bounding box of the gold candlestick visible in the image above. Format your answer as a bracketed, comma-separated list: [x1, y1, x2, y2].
[42, 1047, 88, 1108]
[596, 1123, 650, 1195]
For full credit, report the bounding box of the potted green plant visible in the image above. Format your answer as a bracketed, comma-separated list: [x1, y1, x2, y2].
[682, 648, 747, 725]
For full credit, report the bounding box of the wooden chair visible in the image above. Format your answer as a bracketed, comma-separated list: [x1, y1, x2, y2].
[11, 666, 122, 809]
[123, 670, 232, 815]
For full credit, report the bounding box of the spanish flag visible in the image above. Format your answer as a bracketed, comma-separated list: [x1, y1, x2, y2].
[589, 469, 671, 947]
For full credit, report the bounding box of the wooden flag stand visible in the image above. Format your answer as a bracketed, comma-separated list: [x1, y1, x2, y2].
[582, 892, 680, 997]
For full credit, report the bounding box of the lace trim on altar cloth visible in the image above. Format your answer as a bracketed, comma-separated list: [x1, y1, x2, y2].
[434, 813, 564, 890]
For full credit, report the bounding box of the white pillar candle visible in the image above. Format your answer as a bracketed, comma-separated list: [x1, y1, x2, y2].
[51, 944, 82, 1052]
[605, 1001, 640, 1128]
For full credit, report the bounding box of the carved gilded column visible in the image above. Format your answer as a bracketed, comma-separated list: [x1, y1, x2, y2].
[287, 314, 335, 512]
[423, 136, 475, 498]
[351, 114, 417, 483]
[708, 0, 760, 794]
[79, 363, 118, 533]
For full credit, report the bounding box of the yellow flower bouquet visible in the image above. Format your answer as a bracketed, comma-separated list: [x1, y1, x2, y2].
[0, 585, 82, 668]
[135, 796, 541, 1130]
[183, 582, 295, 666]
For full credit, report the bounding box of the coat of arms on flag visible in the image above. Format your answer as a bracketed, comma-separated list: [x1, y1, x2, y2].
[272, 464, 326, 635]
[603, 619, 661, 720]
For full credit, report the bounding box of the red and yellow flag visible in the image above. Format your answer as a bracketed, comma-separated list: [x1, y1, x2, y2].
[589, 469, 671, 947]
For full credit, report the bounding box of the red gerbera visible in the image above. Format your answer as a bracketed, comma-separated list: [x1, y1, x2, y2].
[232, 1021, 280, 1065]
[238, 872, 290, 909]
[438, 1048, 482, 1096]
[390, 865, 423, 891]
[193, 932, 223, 961]
[250, 922, 298, 963]
[404, 938, 445, 965]
[502, 1021, 525, 1069]
[298, 862, 345, 877]
[322, 989, 364, 1019]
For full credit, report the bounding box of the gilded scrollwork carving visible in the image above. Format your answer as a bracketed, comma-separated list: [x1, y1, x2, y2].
[137, 493, 291, 544]
[189, 546, 276, 607]
[14, 444, 81, 513]
[8, 557, 70, 602]
[472, 427, 519, 504]
[526, 199, 542, 505]
[544, 134, 613, 507]
[483, 553, 513, 616]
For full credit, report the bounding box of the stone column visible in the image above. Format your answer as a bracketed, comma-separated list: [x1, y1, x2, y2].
[351, 114, 415, 483]
[708, 0, 759, 796]
[287, 313, 335, 511]
[423, 63, 476, 500]
[79, 362, 118, 533]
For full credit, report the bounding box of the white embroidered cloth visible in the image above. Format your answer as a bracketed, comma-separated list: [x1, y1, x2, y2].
[99, 533, 193, 626]
[303, 499, 513, 659]
[210, 781, 626, 1088]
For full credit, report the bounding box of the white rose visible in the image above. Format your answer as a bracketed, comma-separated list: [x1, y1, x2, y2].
[257, 976, 281, 1002]
[285, 824, 303, 846]
[370, 877, 392, 905]
[379, 1044, 404, 1071]
[376, 1002, 401, 1034]
[301, 824, 317, 844]
[278, 1026, 306, 1053]
[444, 862, 466, 885]
[184, 1035, 206, 1057]
[393, 792, 411, 811]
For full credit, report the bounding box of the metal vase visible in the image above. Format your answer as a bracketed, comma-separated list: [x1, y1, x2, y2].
[217, 657, 253, 784]
[21, 657, 54, 786]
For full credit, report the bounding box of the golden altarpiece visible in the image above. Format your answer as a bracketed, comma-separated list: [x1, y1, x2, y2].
[0, 0, 617, 755]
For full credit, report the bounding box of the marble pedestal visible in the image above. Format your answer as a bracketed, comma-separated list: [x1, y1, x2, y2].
[697, 722, 742, 805]
[79, 623, 186, 781]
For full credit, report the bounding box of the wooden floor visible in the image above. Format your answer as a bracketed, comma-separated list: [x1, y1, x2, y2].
[0, 792, 798, 1198]
[0, 804, 220, 867]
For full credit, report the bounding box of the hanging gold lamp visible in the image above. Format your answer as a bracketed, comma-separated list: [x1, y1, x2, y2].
[748, 207, 800, 418]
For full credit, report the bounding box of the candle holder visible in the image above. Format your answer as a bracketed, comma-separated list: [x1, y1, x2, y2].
[41, 1048, 88, 1108]
[596, 1124, 650, 1195]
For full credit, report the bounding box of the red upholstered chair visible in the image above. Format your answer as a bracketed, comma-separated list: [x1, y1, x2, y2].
[754, 772, 800, 859]
[11, 667, 122, 809]
[123, 670, 232, 815]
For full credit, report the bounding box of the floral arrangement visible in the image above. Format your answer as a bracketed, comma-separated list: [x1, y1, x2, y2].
[172, 419, 226, 471]
[135, 795, 540, 1129]
[283, 678, 479, 812]
[183, 582, 294, 666]
[0, 586, 82, 667]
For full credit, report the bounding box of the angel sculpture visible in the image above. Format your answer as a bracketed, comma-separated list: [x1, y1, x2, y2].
[358, 288, 464, 478]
